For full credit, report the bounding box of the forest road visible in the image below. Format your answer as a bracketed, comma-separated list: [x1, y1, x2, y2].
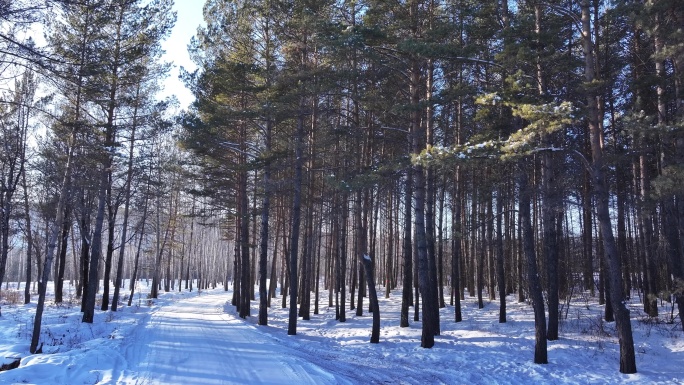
[113, 291, 350, 385]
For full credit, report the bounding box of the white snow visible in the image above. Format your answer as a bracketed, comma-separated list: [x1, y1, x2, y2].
[0, 281, 682, 384]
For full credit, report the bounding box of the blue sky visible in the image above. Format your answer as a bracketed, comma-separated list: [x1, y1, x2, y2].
[160, 0, 205, 108]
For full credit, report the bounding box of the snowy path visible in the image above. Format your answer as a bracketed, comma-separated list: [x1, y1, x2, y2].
[115, 292, 348, 385]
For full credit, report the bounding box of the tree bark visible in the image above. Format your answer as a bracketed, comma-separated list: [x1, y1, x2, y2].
[452, 164, 463, 322]
[542, 151, 560, 340]
[287, 96, 305, 335]
[78, 196, 91, 312]
[238, 120, 250, 319]
[112, 99, 140, 311]
[54, 206, 70, 303]
[496, 187, 506, 323]
[519, 163, 547, 365]
[362, 254, 380, 343]
[581, 0, 636, 373]
[82, 160, 110, 323]
[32, 122, 77, 351]
[258, 118, 273, 325]
[21, 164, 32, 304]
[411, 58, 436, 348]
[400, 169, 413, 328]
[127, 200, 149, 307]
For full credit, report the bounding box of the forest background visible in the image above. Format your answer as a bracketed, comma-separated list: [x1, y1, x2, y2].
[0, 0, 683, 378]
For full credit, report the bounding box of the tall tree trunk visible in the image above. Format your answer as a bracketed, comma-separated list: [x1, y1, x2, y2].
[496, 187, 506, 323]
[519, 162, 547, 365]
[400, 169, 413, 327]
[542, 152, 560, 340]
[112, 100, 140, 311]
[54, 206, 70, 303]
[486, 187, 496, 302]
[98, 2, 127, 312]
[22, 165, 32, 304]
[582, 168, 594, 295]
[32, 128, 77, 352]
[355, 191, 365, 317]
[477, 189, 485, 309]
[258, 116, 273, 324]
[101, 178, 116, 311]
[301, 106, 317, 320]
[314, 207, 323, 315]
[385, 192, 395, 299]
[653, 3, 684, 329]
[287, 97, 305, 335]
[150, 182, 173, 300]
[339, 193, 349, 322]
[83, 161, 111, 323]
[239, 122, 251, 319]
[437, 176, 446, 308]
[663, 198, 684, 329]
[85, 0, 129, 318]
[78, 197, 91, 311]
[581, 0, 636, 372]
[534, 2, 560, 340]
[0, 72, 34, 303]
[127, 184, 149, 307]
[452, 164, 463, 322]
[424, 57, 440, 333]
[411, 60, 436, 348]
[638, 155, 659, 316]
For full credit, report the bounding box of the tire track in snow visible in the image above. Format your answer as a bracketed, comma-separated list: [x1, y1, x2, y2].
[114, 292, 349, 384]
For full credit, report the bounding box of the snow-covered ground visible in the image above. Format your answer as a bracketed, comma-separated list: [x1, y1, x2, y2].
[0, 281, 682, 384]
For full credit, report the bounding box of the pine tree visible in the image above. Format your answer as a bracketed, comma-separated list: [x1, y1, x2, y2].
[0, 70, 36, 306]
[80, 0, 174, 321]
